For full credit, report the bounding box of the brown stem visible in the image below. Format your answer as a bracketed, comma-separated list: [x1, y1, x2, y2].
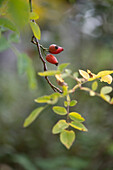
[35, 37, 62, 93]
[29, 0, 62, 93]
[66, 94, 70, 123]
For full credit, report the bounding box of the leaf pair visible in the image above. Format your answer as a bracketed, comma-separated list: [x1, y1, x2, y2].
[52, 120, 75, 149]
[79, 69, 113, 84]
[52, 109, 87, 149]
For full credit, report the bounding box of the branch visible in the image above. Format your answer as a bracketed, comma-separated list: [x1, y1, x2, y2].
[29, 0, 62, 93]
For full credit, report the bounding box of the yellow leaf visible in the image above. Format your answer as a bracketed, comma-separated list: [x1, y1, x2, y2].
[88, 70, 113, 81]
[100, 75, 112, 84]
[79, 70, 89, 80]
[97, 70, 113, 78]
[30, 12, 39, 20]
[92, 81, 98, 91]
[30, 21, 41, 40]
[69, 112, 85, 122]
[100, 94, 111, 103]
[110, 98, 113, 104]
[69, 121, 88, 132]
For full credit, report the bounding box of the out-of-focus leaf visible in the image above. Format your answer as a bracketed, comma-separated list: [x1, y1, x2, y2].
[58, 63, 70, 72]
[64, 101, 68, 107]
[52, 120, 69, 134]
[69, 100, 77, 106]
[0, 0, 4, 5]
[53, 106, 67, 115]
[27, 65, 37, 89]
[60, 130, 75, 149]
[8, 0, 29, 29]
[89, 91, 95, 96]
[0, 18, 17, 31]
[65, 69, 72, 75]
[61, 73, 69, 78]
[17, 52, 37, 89]
[9, 32, 20, 43]
[0, 36, 10, 52]
[30, 12, 39, 20]
[92, 81, 98, 91]
[35, 93, 60, 105]
[38, 70, 60, 76]
[79, 70, 89, 80]
[69, 121, 88, 131]
[73, 72, 79, 78]
[100, 86, 112, 95]
[69, 112, 85, 122]
[23, 106, 45, 127]
[30, 21, 41, 40]
[100, 75, 112, 84]
[13, 154, 37, 170]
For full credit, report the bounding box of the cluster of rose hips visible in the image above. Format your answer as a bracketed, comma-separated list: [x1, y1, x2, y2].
[46, 44, 64, 66]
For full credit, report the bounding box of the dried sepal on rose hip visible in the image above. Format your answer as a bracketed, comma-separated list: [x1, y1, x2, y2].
[49, 44, 64, 54]
[46, 54, 58, 66]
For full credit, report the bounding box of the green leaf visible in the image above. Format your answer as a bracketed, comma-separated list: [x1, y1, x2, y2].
[53, 106, 67, 115]
[30, 21, 41, 40]
[0, 18, 17, 32]
[30, 12, 39, 20]
[8, 0, 29, 29]
[92, 81, 98, 91]
[69, 112, 85, 122]
[23, 106, 45, 127]
[38, 70, 60, 76]
[69, 121, 88, 131]
[100, 86, 112, 95]
[13, 154, 37, 170]
[35, 93, 60, 105]
[58, 63, 70, 72]
[69, 100, 77, 106]
[60, 130, 75, 149]
[52, 120, 69, 134]
[0, 36, 10, 52]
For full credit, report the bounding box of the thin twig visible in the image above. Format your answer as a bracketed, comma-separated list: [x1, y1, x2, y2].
[29, 0, 62, 93]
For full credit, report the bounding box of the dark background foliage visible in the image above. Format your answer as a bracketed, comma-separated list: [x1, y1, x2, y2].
[0, 0, 113, 169]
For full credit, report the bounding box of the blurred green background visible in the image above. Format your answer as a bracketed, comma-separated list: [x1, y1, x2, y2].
[0, 0, 113, 169]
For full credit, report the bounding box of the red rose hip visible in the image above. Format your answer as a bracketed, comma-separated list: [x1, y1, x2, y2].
[49, 44, 64, 54]
[46, 54, 58, 66]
